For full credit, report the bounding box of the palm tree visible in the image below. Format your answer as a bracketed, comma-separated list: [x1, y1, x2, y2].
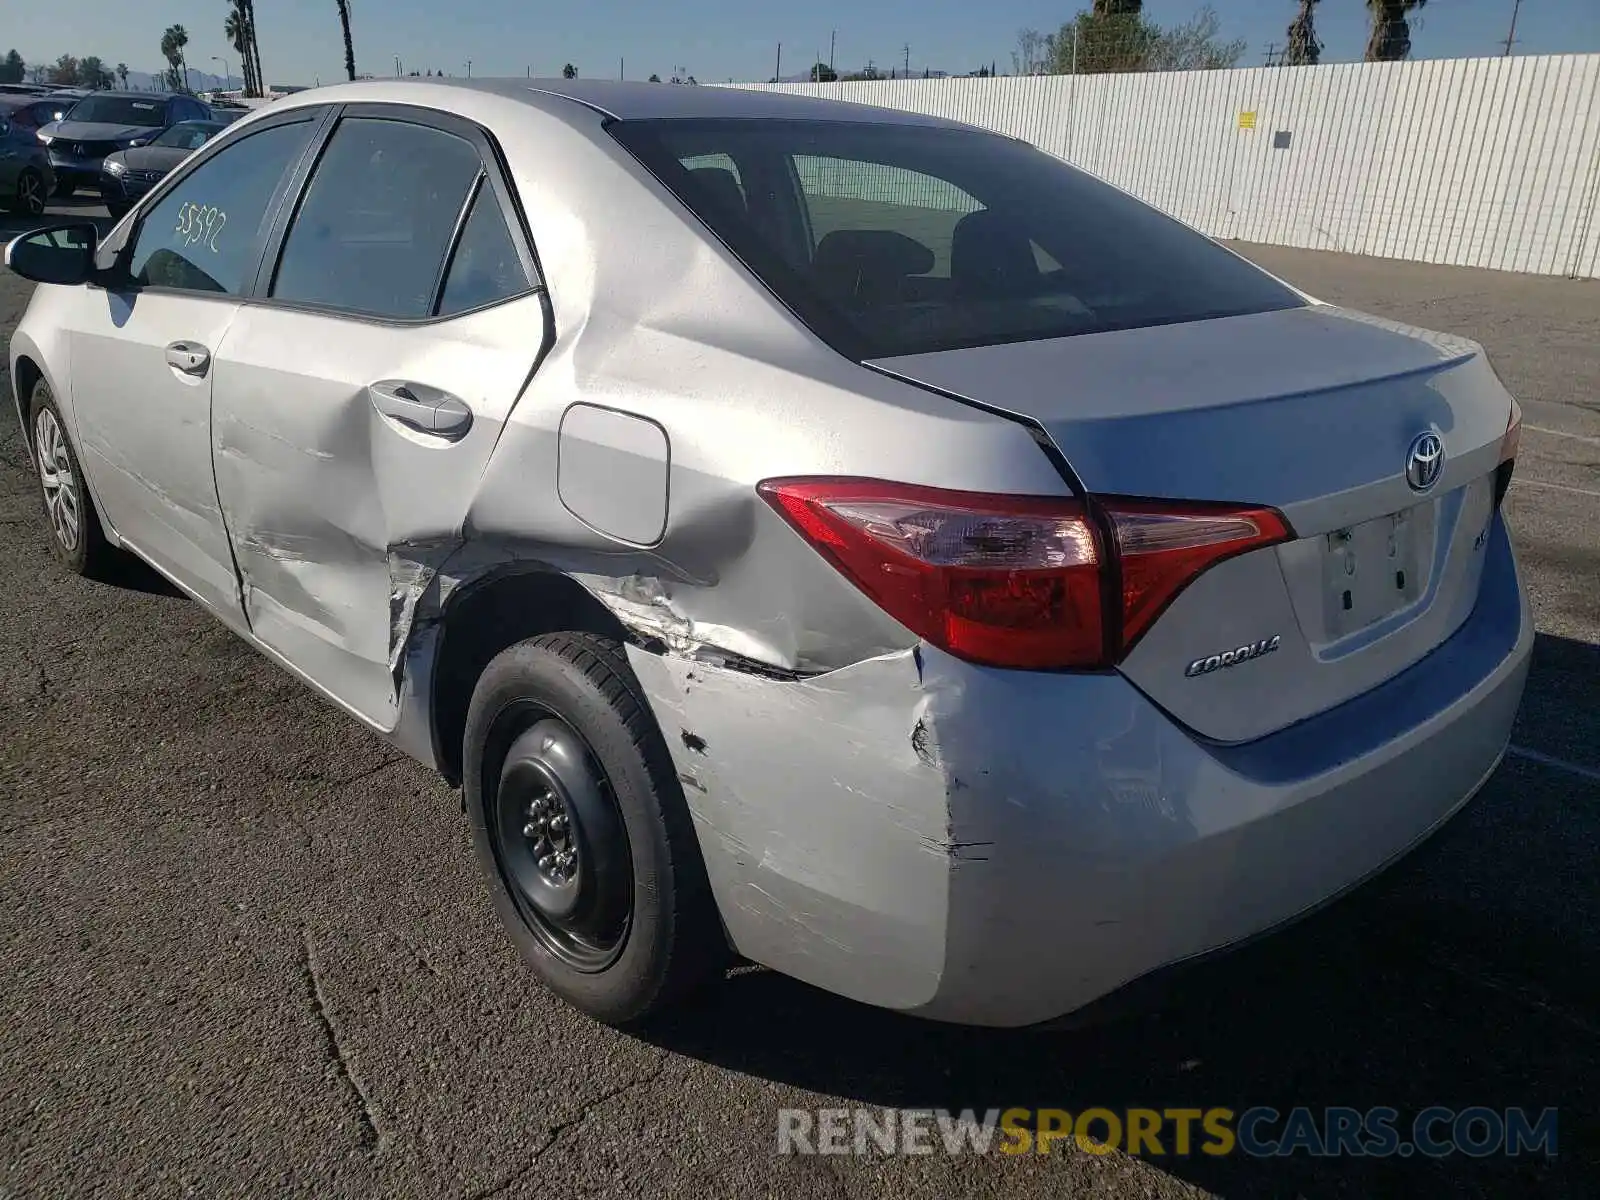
[1285, 0, 1321, 64]
[1365, 0, 1425, 61]
[116, 62, 129, 87]
[160, 24, 191, 91]
[335, 0, 356, 81]
[562, 63, 577, 79]
[225, 4, 254, 95]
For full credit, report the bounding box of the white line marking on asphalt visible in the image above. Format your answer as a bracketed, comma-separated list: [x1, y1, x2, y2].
[1507, 744, 1600, 784]
[1525, 424, 1600, 447]
[1515, 478, 1600, 500]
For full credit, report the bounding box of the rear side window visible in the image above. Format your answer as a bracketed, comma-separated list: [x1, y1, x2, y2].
[610, 119, 1303, 359]
[271, 117, 483, 319]
[436, 182, 531, 316]
[127, 119, 315, 295]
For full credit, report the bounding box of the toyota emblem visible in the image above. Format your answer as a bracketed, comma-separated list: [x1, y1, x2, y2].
[1405, 431, 1445, 492]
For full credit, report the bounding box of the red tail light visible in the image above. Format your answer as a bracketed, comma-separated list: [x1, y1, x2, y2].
[758, 477, 1291, 670]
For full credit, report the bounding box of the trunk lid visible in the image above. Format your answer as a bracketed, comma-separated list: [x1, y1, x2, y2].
[871, 304, 1515, 742]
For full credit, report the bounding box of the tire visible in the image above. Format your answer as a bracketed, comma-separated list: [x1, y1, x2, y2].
[104, 200, 130, 221]
[463, 632, 725, 1025]
[4, 167, 47, 217]
[28, 378, 110, 577]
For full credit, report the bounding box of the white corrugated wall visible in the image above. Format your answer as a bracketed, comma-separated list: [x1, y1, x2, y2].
[731, 54, 1600, 278]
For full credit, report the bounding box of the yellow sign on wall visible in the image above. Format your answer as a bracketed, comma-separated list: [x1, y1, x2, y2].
[1238, 111, 1258, 129]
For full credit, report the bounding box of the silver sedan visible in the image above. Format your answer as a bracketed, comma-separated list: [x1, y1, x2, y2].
[5, 78, 1531, 1027]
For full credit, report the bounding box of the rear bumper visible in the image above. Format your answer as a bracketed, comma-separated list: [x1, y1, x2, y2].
[628, 515, 1532, 1027]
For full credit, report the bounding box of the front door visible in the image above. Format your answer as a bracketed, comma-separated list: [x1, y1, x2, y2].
[210, 108, 547, 727]
[66, 113, 322, 621]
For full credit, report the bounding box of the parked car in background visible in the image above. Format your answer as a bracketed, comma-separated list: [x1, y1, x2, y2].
[0, 101, 54, 216]
[3, 80, 1531, 1031]
[37, 91, 212, 197]
[2, 95, 76, 135]
[100, 119, 228, 218]
[0, 83, 51, 97]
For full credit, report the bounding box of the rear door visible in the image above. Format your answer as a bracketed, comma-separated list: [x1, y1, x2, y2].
[210, 104, 548, 727]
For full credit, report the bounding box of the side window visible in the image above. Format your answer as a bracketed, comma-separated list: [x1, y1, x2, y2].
[792, 155, 983, 277]
[127, 119, 314, 295]
[271, 117, 483, 319]
[436, 183, 530, 316]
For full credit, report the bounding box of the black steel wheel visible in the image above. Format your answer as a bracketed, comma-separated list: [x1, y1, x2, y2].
[493, 716, 632, 971]
[463, 631, 726, 1024]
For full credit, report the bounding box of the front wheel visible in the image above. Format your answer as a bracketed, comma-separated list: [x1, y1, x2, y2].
[463, 632, 725, 1024]
[29, 378, 111, 577]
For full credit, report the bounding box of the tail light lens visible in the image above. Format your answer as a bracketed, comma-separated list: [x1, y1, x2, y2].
[758, 477, 1291, 670]
[1494, 398, 1521, 510]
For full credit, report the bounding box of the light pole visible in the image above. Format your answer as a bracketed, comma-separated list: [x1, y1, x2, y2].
[212, 54, 230, 92]
[465, 59, 472, 78]
[394, 54, 401, 77]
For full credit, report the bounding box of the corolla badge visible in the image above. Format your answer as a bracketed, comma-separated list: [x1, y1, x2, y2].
[1185, 635, 1281, 678]
[1405, 431, 1445, 492]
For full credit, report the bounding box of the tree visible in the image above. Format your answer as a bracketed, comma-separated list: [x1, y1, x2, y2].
[226, 2, 259, 96]
[79, 56, 114, 88]
[1365, 0, 1425, 60]
[243, 0, 265, 95]
[1285, 0, 1322, 65]
[647, 72, 661, 82]
[161, 24, 191, 91]
[116, 62, 130, 87]
[0, 49, 24, 84]
[809, 62, 837, 82]
[335, 0, 356, 81]
[1145, 6, 1245, 70]
[49, 55, 80, 85]
[562, 63, 577, 79]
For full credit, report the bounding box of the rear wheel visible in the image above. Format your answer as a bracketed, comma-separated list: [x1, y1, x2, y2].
[4, 167, 47, 217]
[463, 632, 725, 1024]
[29, 378, 110, 577]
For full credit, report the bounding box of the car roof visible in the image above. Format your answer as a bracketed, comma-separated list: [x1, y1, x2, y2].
[270, 77, 973, 131]
[66, 89, 186, 101]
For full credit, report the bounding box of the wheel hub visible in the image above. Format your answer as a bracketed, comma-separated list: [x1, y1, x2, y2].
[491, 717, 632, 971]
[34, 408, 81, 553]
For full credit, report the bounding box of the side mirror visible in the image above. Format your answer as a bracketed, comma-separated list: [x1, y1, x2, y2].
[4, 224, 100, 286]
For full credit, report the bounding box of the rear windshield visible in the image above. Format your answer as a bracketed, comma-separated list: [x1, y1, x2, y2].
[610, 118, 1303, 359]
[65, 96, 169, 127]
[153, 121, 220, 149]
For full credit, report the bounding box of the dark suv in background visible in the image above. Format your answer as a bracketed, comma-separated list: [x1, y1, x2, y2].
[37, 91, 212, 197]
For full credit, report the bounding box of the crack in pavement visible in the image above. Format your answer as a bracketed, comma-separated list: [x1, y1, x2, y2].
[463, 1050, 672, 1200]
[301, 928, 386, 1154]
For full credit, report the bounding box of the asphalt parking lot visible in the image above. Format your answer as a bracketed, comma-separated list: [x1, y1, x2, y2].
[1, 201, 1596, 1198]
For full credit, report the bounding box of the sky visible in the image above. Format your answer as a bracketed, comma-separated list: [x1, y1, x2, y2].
[10, 0, 1600, 88]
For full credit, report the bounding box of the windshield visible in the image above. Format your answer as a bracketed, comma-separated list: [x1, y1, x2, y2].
[610, 118, 1303, 359]
[153, 121, 218, 149]
[65, 96, 168, 127]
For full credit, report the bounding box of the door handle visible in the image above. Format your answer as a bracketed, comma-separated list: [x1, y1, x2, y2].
[367, 380, 473, 439]
[165, 341, 210, 377]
